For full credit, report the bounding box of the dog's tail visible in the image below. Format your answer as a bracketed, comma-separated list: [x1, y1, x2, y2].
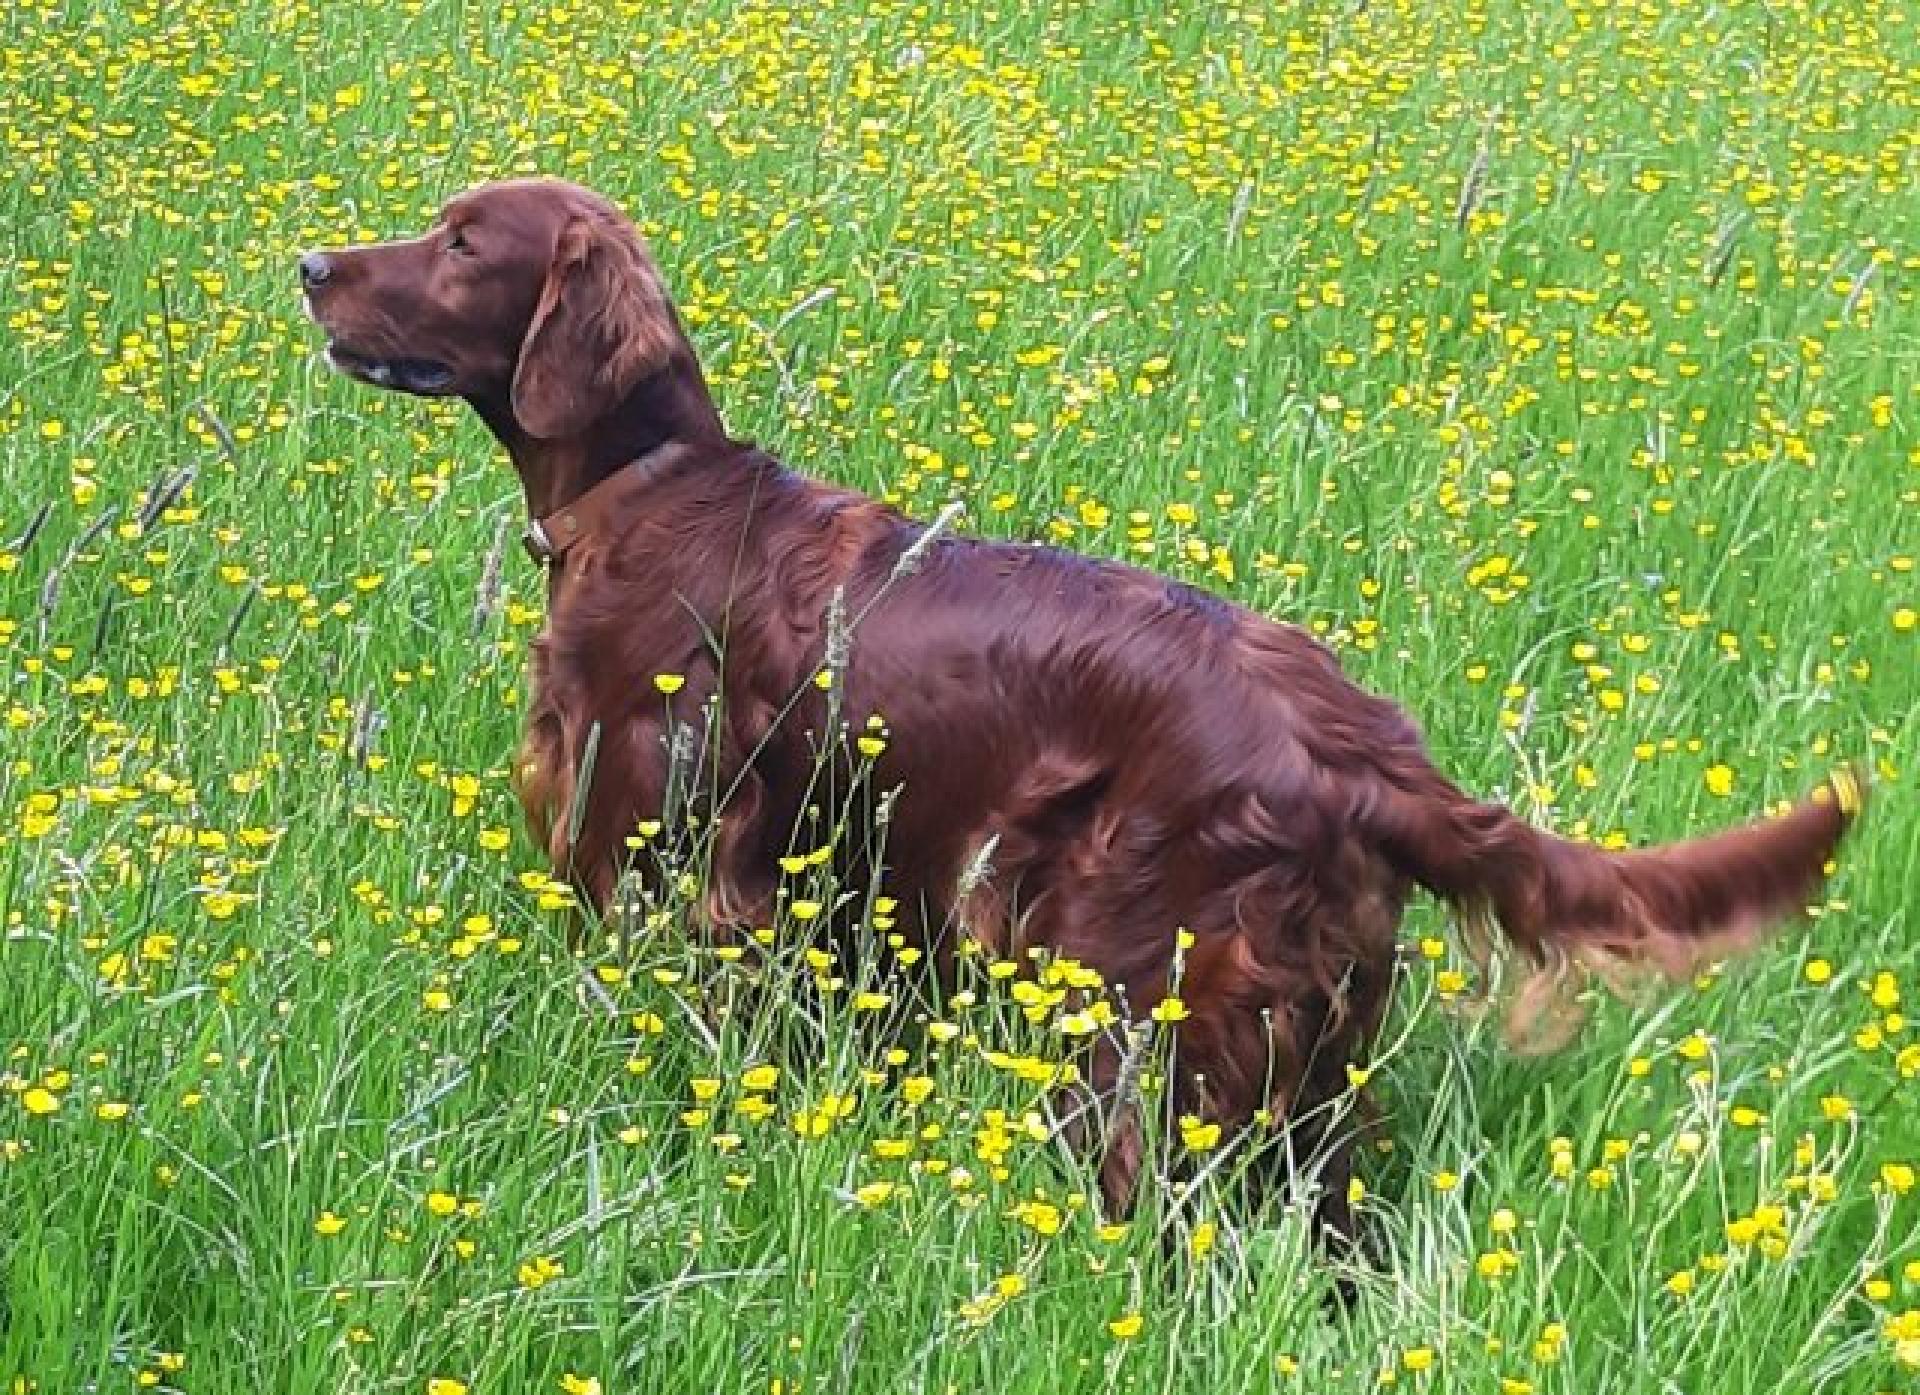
[1367, 756, 1863, 1051]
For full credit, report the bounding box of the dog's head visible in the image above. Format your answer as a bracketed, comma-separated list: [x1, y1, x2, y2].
[299, 178, 685, 439]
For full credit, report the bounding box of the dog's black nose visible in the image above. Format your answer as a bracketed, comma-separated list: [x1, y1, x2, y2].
[298, 252, 332, 288]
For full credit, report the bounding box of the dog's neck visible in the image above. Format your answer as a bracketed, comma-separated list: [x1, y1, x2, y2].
[472, 351, 730, 520]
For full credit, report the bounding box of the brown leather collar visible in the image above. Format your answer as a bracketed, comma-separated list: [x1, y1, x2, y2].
[522, 443, 691, 566]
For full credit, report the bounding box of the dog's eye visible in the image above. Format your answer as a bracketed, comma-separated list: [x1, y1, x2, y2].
[446, 230, 473, 256]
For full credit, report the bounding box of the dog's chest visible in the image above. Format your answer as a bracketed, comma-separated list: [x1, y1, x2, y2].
[509, 593, 716, 871]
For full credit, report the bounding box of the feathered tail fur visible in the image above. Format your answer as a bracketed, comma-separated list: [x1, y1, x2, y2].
[1368, 759, 1864, 1051]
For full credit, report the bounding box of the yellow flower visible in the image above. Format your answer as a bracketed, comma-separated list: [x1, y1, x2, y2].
[202, 890, 248, 920]
[1804, 958, 1833, 984]
[653, 673, 685, 695]
[1703, 764, 1735, 796]
[1013, 1199, 1064, 1236]
[741, 1065, 780, 1093]
[1402, 1346, 1435, 1373]
[1532, 1322, 1566, 1364]
[1665, 1268, 1696, 1297]
[425, 1191, 459, 1217]
[1189, 1220, 1217, 1260]
[20, 1087, 60, 1116]
[1179, 1114, 1222, 1152]
[560, 1376, 604, 1395]
[517, 1254, 565, 1289]
[792, 1092, 857, 1139]
[1885, 1309, 1920, 1367]
[1108, 1312, 1144, 1339]
[426, 1381, 470, 1395]
[1150, 995, 1189, 1023]
[314, 1211, 348, 1236]
[1476, 1249, 1518, 1280]
[1881, 1163, 1915, 1195]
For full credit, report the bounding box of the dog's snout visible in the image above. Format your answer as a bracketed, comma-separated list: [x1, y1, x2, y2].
[298, 251, 333, 289]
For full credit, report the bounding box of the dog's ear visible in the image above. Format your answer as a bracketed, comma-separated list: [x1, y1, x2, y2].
[511, 207, 681, 440]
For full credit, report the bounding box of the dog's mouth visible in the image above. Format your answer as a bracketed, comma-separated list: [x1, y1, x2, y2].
[323, 342, 456, 395]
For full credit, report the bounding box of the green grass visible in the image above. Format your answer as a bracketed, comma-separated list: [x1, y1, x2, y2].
[3, 0, 1918, 1390]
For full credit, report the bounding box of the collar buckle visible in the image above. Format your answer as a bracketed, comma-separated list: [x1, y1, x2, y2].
[521, 519, 555, 566]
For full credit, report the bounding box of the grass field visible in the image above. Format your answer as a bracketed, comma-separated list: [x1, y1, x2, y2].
[3, 0, 1918, 1390]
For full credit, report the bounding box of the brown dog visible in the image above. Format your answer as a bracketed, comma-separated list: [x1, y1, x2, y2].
[301, 178, 1859, 1237]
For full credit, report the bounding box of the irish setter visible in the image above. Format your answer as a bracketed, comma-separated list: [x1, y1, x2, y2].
[301, 178, 1859, 1243]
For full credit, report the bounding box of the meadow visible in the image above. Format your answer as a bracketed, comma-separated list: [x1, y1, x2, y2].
[3, 0, 1918, 1390]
